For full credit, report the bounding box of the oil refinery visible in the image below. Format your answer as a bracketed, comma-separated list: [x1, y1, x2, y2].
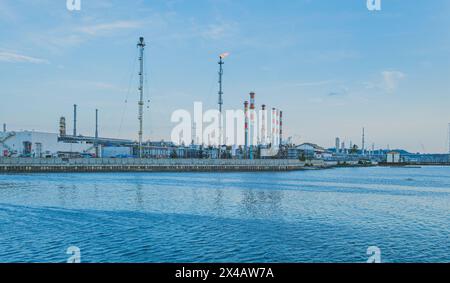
[0, 37, 448, 172]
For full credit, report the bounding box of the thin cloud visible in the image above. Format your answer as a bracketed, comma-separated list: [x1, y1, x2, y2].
[91, 82, 127, 93]
[327, 86, 349, 97]
[291, 80, 338, 87]
[201, 22, 238, 40]
[363, 71, 406, 94]
[0, 51, 49, 64]
[76, 20, 143, 35]
[382, 71, 406, 93]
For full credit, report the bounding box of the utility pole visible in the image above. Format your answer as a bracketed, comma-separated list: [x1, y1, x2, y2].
[137, 37, 146, 158]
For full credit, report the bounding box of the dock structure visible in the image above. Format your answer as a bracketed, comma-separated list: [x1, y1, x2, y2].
[0, 158, 322, 173]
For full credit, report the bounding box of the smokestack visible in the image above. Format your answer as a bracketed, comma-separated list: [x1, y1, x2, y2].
[59, 117, 66, 136]
[95, 109, 99, 158]
[2, 123, 6, 133]
[95, 109, 99, 139]
[272, 108, 276, 146]
[261, 105, 266, 145]
[279, 110, 283, 146]
[276, 109, 280, 146]
[335, 137, 340, 153]
[249, 92, 255, 145]
[244, 101, 249, 151]
[362, 127, 365, 155]
[249, 92, 256, 159]
[73, 104, 77, 137]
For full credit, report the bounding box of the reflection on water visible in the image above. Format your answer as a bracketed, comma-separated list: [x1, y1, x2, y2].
[0, 167, 449, 263]
[241, 190, 283, 219]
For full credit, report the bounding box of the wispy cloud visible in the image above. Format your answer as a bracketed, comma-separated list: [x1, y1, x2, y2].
[200, 22, 238, 40]
[91, 82, 127, 93]
[364, 70, 406, 93]
[76, 20, 143, 35]
[0, 51, 49, 64]
[290, 80, 338, 87]
[28, 19, 145, 53]
[381, 71, 406, 93]
[326, 85, 350, 98]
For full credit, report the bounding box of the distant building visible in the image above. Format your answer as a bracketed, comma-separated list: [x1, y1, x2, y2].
[386, 151, 401, 163]
[335, 137, 340, 153]
[287, 148, 299, 159]
[296, 143, 329, 160]
[0, 131, 94, 158]
[140, 141, 175, 159]
[102, 146, 132, 158]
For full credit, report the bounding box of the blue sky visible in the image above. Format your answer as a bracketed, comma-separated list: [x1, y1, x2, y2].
[0, 0, 449, 152]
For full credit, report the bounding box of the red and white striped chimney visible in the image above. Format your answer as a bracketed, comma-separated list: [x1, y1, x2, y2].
[279, 110, 283, 146]
[261, 104, 266, 145]
[249, 92, 255, 146]
[271, 108, 276, 146]
[244, 101, 249, 149]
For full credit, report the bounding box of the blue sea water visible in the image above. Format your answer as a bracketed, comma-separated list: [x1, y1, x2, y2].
[0, 166, 449, 263]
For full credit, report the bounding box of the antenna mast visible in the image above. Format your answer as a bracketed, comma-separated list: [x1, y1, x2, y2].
[137, 37, 146, 158]
[218, 56, 224, 157]
[218, 53, 229, 158]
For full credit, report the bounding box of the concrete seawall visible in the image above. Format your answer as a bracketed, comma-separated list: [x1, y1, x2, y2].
[0, 158, 323, 173]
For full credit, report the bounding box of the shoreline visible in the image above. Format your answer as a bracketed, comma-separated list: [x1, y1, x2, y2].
[1, 158, 447, 174]
[0, 158, 324, 173]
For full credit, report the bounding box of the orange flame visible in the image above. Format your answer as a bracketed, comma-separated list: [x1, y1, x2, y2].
[219, 52, 230, 59]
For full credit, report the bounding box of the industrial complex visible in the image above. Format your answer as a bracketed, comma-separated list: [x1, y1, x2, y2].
[1, 37, 449, 172]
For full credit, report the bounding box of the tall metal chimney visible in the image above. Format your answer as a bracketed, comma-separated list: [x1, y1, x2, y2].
[276, 109, 280, 146]
[59, 117, 66, 136]
[95, 109, 99, 139]
[95, 109, 99, 158]
[244, 101, 249, 156]
[271, 108, 276, 146]
[362, 127, 365, 155]
[279, 110, 283, 146]
[218, 55, 224, 149]
[249, 92, 255, 159]
[137, 37, 146, 158]
[73, 104, 77, 137]
[261, 105, 266, 145]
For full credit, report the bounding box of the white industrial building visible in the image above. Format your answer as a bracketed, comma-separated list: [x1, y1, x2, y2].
[285, 143, 332, 160]
[386, 151, 401, 163]
[0, 131, 95, 158]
